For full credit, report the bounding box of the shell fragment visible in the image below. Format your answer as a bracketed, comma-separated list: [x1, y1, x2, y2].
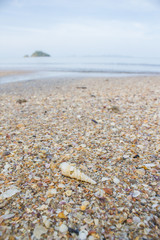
[60, 162, 96, 184]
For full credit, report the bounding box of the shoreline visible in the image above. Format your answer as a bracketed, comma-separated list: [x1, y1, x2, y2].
[1, 69, 160, 86]
[0, 75, 160, 239]
[0, 70, 33, 77]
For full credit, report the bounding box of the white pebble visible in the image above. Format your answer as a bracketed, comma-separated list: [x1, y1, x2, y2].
[78, 230, 88, 240]
[144, 163, 155, 168]
[82, 201, 90, 206]
[58, 183, 65, 188]
[88, 236, 96, 240]
[94, 219, 99, 226]
[133, 216, 141, 224]
[42, 216, 51, 228]
[59, 223, 68, 233]
[33, 224, 47, 239]
[101, 177, 108, 182]
[132, 190, 141, 197]
[46, 188, 57, 197]
[113, 177, 120, 184]
[0, 186, 20, 199]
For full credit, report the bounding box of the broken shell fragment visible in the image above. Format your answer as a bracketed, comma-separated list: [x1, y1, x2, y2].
[59, 162, 96, 184]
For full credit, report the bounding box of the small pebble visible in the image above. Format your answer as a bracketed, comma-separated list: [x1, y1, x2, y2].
[132, 190, 141, 198]
[78, 230, 88, 240]
[59, 224, 68, 233]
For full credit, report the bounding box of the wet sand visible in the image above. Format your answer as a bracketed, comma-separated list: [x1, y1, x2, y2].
[0, 75, 160, 239]
[0, 70, 32, 78]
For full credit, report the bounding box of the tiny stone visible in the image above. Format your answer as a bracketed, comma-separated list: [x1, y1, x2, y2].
[33, 224, 47, 239]
[113, 177, 120, 184]
[58, 183, 65, 188]
[0, 186, 20, 199]
[133, 216, 141, 224]
[65, 190, 72, 197]
[135, 169, 145, 175]
[132, 190, 141, 198]
[82, 201, 90, 206]
[46, 188, 57, 197]
[78, 230, 88, 240]
[94, 219, 99, 226]
[116, 223, 122, 229]
[101, 177, 108, 182]
[37, 204, 48, 211]
[42, 216, 51, 228]
[59, 223, 68, 233]
[68, 227, 79, 235]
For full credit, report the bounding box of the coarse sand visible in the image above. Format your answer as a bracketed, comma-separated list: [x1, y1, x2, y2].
[0, 75, 160, 239]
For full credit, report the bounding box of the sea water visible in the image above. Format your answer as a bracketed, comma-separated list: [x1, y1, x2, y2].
[0, 55, 160, 84]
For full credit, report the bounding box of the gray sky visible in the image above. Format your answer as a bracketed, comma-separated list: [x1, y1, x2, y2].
[1, 0, 160, 57]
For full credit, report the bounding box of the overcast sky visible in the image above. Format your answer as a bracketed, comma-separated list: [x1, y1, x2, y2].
[1, 0, 160, 58]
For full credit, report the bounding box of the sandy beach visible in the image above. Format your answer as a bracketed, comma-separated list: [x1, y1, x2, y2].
[0, 74, 160, 239]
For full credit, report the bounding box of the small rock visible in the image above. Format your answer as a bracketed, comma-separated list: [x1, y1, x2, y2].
[0, 186, 20, 199]
[88, 236, 96, 240]
[68, 227, 79, 235]
[0, 200, 9, 209]
[59, 223, 68, 233]
[123, 154, 129, 159]
[133, 154, 140, 158]
[119, 214, 127, 224]
[110, 105, 120, 113]
[82, 201, 90, 206]
[16, 123, 25, 129]
[0, 214, 15, 223]
[78, 230, 88, 240]
[58, 183, 65, 188]
[101, 177, 108, 182]
[95, 189, 105, 198]
[33, 224, 47, 239]
[80, 205, 86, 211]
[42, 216, 51, 228]
[91, 119, 98, 124]
[16, 99, 27, 104]
[103, 188, 113, 195]
[132, 190, 141, 198]
[46, 188, 57, 197]
[133, 216, 141, 224]
[94, 219, 99, 226]
[65, 190, 72, 197]
[2, 163, 11, 174]
[37, 204, 48, 211]
[144, 163, 156, 168]
[144, 228, 151, 235]
[137, 222, 145, 228]
[135, 169, 145, 175]
[50, 162, 56, 170]
[113, 177, 120, 184]
[58, 212, 67, 219]
[127, 218, 133, 224]
[2, 151, 11, 157]
[116, 223, 122, 229]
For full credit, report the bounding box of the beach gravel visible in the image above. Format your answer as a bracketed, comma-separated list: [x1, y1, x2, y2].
[0, 76, 160, 239]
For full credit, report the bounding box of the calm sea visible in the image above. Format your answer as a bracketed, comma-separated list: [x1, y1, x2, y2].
[0, 55, 160, 84]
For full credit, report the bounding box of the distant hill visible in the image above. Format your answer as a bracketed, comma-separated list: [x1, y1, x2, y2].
[31, 51, 51, 57]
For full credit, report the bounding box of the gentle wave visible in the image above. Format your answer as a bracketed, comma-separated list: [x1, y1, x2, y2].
[1, 55, 160, 84]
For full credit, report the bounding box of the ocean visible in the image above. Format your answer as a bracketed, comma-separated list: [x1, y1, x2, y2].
[0, 55, 160, 84]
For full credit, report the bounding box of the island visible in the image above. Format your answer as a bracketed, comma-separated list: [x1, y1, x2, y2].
[31, 51, 51, 57]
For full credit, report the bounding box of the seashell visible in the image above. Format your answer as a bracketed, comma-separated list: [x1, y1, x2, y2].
[60, 162, 96, 184]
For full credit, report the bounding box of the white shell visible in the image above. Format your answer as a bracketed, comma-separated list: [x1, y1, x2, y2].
[60, 162, 96, 184]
